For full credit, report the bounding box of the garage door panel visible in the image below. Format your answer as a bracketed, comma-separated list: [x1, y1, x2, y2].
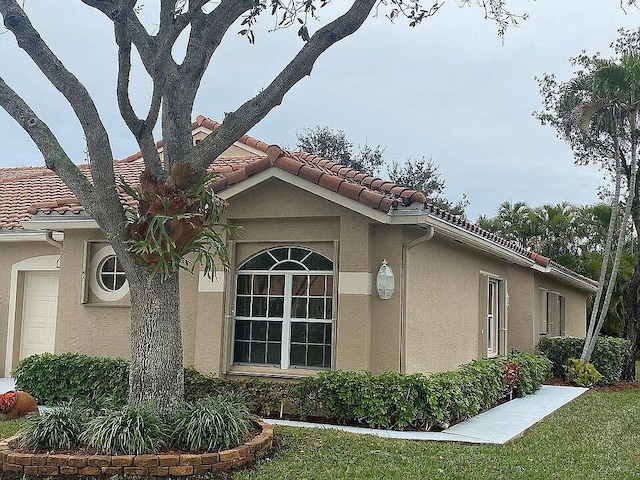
[20, 272, 58, 360]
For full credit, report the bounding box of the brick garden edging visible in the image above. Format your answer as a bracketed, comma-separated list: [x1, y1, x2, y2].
[0, 418, 273, 478]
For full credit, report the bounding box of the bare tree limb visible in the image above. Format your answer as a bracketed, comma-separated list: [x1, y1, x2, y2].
[0, 0, 125, 232]
[181, 0, 250, 86]
[188, 0, 378, 171]
[0, 76, 97, 215]
[80, 0, 157, 77]
[115, 24, 163, 177]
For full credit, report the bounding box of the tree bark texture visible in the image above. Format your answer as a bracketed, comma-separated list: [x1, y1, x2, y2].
[126, 265, 184, 415]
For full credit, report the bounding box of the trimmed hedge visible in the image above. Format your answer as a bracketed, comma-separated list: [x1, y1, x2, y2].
[12, 352, 129, 406]
[14, 352, 551, 431]
[537, 336, 630, 385]
[293, 353, 551, 430]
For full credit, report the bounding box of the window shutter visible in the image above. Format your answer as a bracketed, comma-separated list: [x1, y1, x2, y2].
[80, 241, 90, 304]
[500, 280, 508, 355]
[539, 289, 548, 335]
[478, 274, 489, 358]
[559, 296, 566, 336]
[548, 292, 560, 336]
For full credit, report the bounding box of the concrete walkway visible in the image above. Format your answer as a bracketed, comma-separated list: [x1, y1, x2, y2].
[264, 385, 587, 444]
[0, 377, 15, 393]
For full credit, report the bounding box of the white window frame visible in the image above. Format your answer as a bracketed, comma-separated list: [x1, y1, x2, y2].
[232, 247, 334, 371]
[89, 245, 129, 302]
[487, 278, 500, 357]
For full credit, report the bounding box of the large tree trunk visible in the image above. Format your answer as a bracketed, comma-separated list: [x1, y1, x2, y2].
[126, 266, 184, 416]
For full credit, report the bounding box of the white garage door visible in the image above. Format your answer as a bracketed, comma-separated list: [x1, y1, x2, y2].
[19, 271, 59, 360]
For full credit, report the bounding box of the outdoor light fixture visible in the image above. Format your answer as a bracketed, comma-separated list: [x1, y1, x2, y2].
[376, 259, 395, 300]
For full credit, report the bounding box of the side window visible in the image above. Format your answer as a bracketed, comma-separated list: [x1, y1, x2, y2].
[480, 273, 506, 358]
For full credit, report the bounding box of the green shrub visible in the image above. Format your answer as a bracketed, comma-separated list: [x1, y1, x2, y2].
[537, 336, 630, 384]
[170, 393, 250, 452]
[293, 353, 550, 431]
[20, 404, 84, 451]
[565, 358, 603, 387]
[509, 352, 552, 396]
[81, 405, 166, 455]
[184, 367, 292, 416]
[12, 353, 129, 406]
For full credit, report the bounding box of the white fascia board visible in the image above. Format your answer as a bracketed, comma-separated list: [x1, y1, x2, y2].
[22, 218, 100, 230]
[428, 214, 597, 292]
[0, 231, 64, 242]
[547, 268, 598, 293]
[426, 214, 534, 268]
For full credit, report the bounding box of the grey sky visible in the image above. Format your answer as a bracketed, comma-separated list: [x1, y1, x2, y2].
[0, 1, 638, 220]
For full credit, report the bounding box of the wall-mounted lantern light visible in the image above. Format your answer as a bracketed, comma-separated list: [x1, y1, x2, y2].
[376, 259, 395, 300]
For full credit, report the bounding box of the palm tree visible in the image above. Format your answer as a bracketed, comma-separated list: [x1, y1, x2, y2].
[558, 54, 640, 364]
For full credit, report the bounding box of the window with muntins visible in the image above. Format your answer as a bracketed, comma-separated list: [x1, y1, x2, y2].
[487, 278, 500, 356]
[233, 247, 333, 370]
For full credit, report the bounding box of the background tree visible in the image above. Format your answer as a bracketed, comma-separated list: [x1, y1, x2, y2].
[537, 29, 640, 376]
[479, 200, 634, 337]
[388, 157, 469, 216]
[0, 0, 524, 414]
[296, 125, 384, 176]
[298, 126, 469, 216]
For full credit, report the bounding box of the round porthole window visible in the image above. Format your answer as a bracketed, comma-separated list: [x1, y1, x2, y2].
[89, 246, 129, 301]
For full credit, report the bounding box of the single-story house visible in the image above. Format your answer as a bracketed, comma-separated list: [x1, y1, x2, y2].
[0, 116, 597, 378]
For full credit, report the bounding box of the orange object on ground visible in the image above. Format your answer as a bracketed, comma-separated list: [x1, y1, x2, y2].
[0, 391, 39, 420]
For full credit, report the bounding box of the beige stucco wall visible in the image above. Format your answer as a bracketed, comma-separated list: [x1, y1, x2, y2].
[2, 175, 592, 379]
[0, 241, 60, 374]
[404, 234, 511, 373]
[194, 178, 374, 376]
[55, 230, 131, 360]
[367, 224, 404, 374]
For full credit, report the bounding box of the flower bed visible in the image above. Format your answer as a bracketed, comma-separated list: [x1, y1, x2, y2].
[0, 418, 273, 478]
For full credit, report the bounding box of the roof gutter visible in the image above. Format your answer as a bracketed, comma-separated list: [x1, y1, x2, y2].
[424, 213, 597, 293]
[425, 214, 535, 268]
[400, 225, 435, 374]
[45, 230, 63, 250]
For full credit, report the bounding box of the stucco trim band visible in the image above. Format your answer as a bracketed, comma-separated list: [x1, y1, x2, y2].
[338, 272, 372, 295]
[198, 272, 226, 292]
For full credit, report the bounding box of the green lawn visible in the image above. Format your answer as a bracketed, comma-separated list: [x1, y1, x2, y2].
[235, 390, 640, 480]
[1, 390, 639, 479]
[0, 419, 26, 442]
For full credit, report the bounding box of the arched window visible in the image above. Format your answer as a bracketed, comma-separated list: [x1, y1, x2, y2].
[233, 247, 333, 370]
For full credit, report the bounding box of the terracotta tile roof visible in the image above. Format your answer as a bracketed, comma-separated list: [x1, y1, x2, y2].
[0, 116, 597, 289]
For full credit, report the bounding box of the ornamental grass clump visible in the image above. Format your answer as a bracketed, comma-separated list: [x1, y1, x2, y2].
[20, 403, 84, 451]
[81, 405, 166, 455]
[170, 393, 250, 452]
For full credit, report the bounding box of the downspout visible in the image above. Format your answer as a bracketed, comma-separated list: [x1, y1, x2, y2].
[44, 230, 63, 250]
[400, 225, 434, 373]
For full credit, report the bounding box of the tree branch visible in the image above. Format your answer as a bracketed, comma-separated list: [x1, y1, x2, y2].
[115, 24, 163, 177]
[181, 0, 250, 86]
[79, 0, 157, 76]
[0, 76, 97, 215]
[188, 0, 377, 171]
[0, 0, 125, 232]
